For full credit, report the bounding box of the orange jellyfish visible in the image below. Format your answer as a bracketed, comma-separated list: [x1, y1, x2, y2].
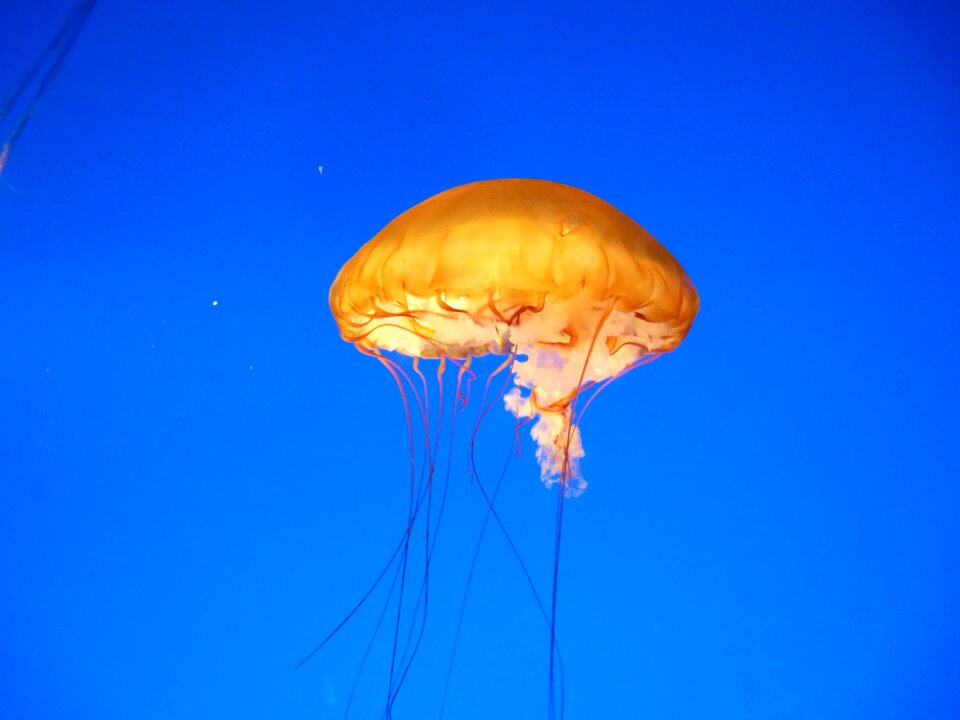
[326, 178, 698, 717]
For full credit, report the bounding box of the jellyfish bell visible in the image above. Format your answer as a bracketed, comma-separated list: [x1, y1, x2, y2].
[330, 178, 699, 494]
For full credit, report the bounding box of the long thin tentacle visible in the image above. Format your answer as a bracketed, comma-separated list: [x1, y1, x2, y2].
[1, 0, 97, 175]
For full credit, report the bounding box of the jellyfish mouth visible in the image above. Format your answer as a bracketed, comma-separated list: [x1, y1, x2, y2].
[504, 388, 587, 496]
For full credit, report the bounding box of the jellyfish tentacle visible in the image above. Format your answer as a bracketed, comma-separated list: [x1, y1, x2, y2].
[1, 0, 97, 175]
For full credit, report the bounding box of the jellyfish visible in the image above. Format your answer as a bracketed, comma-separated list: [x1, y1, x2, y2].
[323, 178, 698, 717]
[0, 0, 97, 175]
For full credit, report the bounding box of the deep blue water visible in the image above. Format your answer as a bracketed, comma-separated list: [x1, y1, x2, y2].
[2, 1, 958, 718]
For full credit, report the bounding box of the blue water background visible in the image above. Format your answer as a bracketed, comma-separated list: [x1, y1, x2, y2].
[1, 1, 958, 718]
